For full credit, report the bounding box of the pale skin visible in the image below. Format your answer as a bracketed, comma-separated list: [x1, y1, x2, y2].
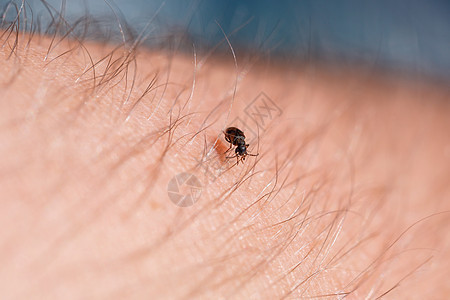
[0, 28, 449, 299]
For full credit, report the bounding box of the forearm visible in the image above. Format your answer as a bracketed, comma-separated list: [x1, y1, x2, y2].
[1, 30, 449, 299]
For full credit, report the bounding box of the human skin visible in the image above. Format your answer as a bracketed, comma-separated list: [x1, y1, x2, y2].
[0, 28, 450, 299]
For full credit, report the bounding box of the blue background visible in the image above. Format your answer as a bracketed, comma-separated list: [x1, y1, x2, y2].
[2, 0, 450, 79]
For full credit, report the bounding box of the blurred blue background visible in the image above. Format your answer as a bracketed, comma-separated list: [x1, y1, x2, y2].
[2, 0, 450, 79]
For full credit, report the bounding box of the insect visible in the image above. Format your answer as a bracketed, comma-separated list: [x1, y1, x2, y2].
[223, 126, 258, 164]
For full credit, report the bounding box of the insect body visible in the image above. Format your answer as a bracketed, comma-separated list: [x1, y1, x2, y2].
[223, 127, 258, 164]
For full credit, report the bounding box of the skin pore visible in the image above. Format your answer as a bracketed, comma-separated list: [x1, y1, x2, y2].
[1, 14, 450, 300]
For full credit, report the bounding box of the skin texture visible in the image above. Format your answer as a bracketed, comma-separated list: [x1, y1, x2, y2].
[0, 29, 450, 299]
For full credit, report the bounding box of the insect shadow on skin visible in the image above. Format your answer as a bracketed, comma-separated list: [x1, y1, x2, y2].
[223, 126, 259, 165]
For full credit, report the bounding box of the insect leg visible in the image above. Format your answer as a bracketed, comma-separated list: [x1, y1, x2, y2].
[224, 143, 233, 154]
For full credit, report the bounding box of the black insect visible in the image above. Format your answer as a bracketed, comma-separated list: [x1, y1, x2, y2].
[223, 127, 258, 164]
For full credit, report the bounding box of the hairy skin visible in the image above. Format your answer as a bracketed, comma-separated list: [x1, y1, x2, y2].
[0, 29, 450, 299]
